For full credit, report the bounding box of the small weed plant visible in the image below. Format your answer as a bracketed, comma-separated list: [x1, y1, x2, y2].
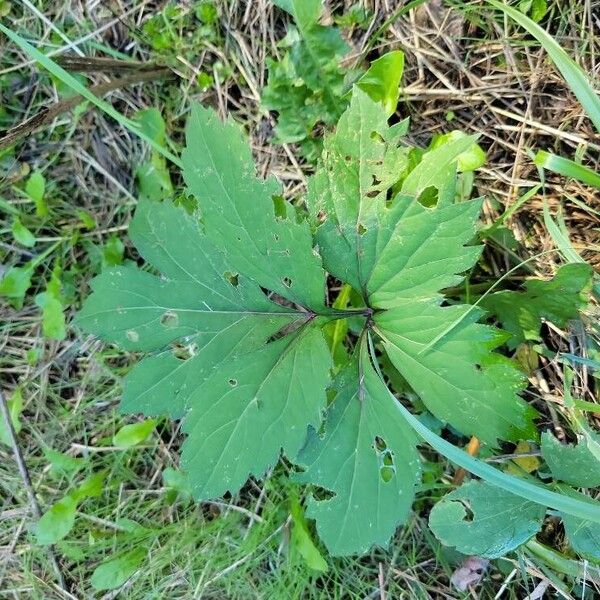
[78, 87, 598, 557]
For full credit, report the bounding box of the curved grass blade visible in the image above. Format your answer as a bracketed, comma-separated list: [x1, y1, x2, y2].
[367, 333, 600, 524]
[484, 0, 600, 133]
[534, 151, 600, 189]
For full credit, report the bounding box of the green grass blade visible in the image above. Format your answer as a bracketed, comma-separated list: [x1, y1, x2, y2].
[534, 151, 600, 189]
[0, 23, 182, 168]
[484, 0, 600, 134]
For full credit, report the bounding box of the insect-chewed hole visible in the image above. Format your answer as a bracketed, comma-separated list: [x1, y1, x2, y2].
[171, 342, 196, 361]
[282, 276, 292, 288]
[373, 436, 396, 483]
[272, 194, 287, 219]
[417, 185, 439, 208]
[357, 223, 367, 236]
[370, 130, 385, 143]
[458, 500, 474, 522]
[224, 271, 239, 287]
[228, 378, 237, 387]
[474, 363, 482, 371]
[160, 310, 179, 328]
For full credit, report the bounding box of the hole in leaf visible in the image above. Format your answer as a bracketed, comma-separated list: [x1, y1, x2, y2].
[366, 189, 379, 199]
[344, 155, 352, 163]
[228, 378, 237, 387]
[371, 174, 382, 187]
[224, 271, 239, 287]
[417, 186, 438, 208]
[171, 342, 196, 361]
[373, 436, 396, 483]
[458, 500, 474, 522]
[160, 310, 179, 328]
[380, 466, 395, 483]
[374, 436, 387, 452]
[317, 210, 327, 223]
[370, 130, 385, 143]
[266, 319, 308, 343]
[357, 223, 367, 236]
[282, 277, 292, 288]
[312, 487, 335, 501]
[474, 363, 482, 371]
[272, 195, 287, 219]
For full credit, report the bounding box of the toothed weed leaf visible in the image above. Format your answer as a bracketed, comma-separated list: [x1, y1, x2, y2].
[77, 88, 592, 557]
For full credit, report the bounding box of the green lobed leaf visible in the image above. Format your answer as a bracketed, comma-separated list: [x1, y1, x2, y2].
[429, 480, 544, 559]
[182, 325, 330, 499]
[79, 108, 332, 502]
[481, 263, 593, 348]
[541, 431, 600, 488]
[76, 88, 592, 559]
[375, 303, 536, 446]
[297, 339, 420, 555]
[182, 104, 326, 310]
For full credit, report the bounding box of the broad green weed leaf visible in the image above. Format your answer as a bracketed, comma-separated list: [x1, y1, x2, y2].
[135, 108, 173, 201]
[263, 0, 349, 159]
[102, 235, 125, 267]
[35, 292, 66, 340]
[182, 326, 330, 499]
[11, 216, 35, 247]
[308, 88, 410, 293]
[429, 481, 544, 558]
[273, 0, 321, 32]
[79, 109, 331, 502]
[355, 50, 404, 116]
[91, 548, 146, 591]
[564, 514, 600, 560]
[34, 495, 77, 545]
[429, 130, 486, 173]
[25, 170, 48, 217]
[182, 104, 326, 310]
[70, 470, 107, 502]
[518, 0, 547, 22]
[35, 263, 66, 340]
[541, 431, 600, 488]
[481, 263, 593, 348]
[0, 264, 33, 309]
[297, 340, 420, 555]
[163, 467, 193, 503]
[44, 448, 86, 477]
[113, 419, 156, 448]
[375, 304, 535, 446]
[558, 487, 600, 560]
